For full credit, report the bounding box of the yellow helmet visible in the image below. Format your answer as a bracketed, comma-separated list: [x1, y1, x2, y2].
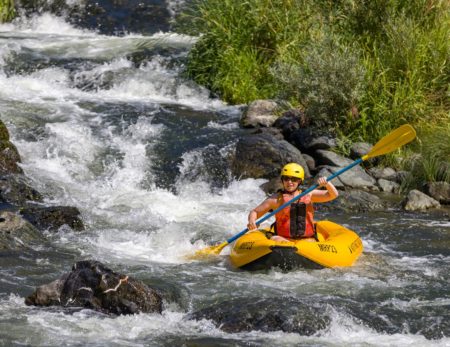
[281, 163, 304, 180]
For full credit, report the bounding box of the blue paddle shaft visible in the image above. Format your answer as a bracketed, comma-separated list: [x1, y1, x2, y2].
[225, 158, 364, 244]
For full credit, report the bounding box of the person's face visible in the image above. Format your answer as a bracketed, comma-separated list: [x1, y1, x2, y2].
[281, 176, 301, 192]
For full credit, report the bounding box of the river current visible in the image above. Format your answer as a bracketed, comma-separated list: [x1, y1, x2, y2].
[0, 7, 449, 347]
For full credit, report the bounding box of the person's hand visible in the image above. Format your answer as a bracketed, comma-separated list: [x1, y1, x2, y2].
[247, 220, 257, 231]
[317, 177, 328, 187]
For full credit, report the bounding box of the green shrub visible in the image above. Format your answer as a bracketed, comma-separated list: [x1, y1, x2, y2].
[270, 37, 365, 132]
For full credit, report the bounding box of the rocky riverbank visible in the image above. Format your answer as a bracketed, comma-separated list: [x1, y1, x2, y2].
[233, 100, 450, 213]
[0, 119, 84, 251]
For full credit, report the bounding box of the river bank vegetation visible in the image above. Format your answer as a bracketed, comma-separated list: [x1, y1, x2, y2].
[176, 0, 450, 189]
[0, 0, 15, 22]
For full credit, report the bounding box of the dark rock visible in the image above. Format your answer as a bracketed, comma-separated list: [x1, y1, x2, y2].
[20, 205, 84, 232]
[241, 100, 279, 128]
[232, 133, 310, 179]
[422, 182, 450, 204]
[288, 128, 313, 152]
[0, 175, 43, 205]
[259, 177, 283, 194]
[272, 109, 305, 138]
[350, 142, 372, 159]
[403, 190, 441, 211]
[289, 129, 336, 153]
[188, 297, 330, 335]
[0, 211, 46, 251]
[26, 260, 163, 315]
[252, 127, 284, 141]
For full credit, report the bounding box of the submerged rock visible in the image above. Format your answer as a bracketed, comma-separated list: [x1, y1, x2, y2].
[20, 205, 84, 232]
[26, 260, 163, 315]
[188, 297, 330, 335]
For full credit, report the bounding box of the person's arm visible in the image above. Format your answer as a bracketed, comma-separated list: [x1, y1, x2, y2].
[247, 196, 277, 230]
[311, 177, 339, 203]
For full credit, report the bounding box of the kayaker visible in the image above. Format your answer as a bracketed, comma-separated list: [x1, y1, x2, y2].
[247, 163, 339, 241]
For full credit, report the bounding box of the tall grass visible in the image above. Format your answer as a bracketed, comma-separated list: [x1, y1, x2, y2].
[0, 0, 15, 22]
[178, 0, 319, 104]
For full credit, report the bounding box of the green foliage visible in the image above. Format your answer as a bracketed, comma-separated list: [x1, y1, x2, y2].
[0, 0, 15, 22]
[270, 37, 365, 131]
[179, 0, 318, 104]
[177, 0, 450, 183]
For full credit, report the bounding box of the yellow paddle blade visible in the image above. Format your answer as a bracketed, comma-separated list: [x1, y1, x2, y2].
[187, 241, 229, 260]
[363, 124, 416, 160]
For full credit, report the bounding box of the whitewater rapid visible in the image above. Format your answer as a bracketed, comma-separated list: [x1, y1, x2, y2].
[0, 12, 449, 347]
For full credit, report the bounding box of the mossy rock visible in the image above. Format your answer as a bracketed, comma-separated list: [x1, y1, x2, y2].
[0, 120, 10, 141]
[0, 140, 22, 174]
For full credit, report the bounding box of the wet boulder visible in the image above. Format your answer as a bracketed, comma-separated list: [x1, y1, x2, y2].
[403, 190, 441, 211]
[241, 100, 279, 128]
[0, 175, 43, 205]
[188, 297, 330, 335]
[26, 260, 163, 315]
[232, 133, 310, 179]
[20, 205, 84, 232]
[0, 211, 46, 250]
[272, 109, 308, 138]
[0, 120, 23, 175]
[289, 128, 336, 154]
[422, 182, 450, 204]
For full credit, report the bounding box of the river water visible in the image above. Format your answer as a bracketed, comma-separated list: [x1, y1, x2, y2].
[0, 7, 449, 347]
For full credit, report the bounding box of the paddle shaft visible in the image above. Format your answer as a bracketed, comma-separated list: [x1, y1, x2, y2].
[225, 158, 364, 244]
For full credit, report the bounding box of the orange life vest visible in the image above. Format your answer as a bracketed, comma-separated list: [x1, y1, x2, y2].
[274, 192, 315, 239]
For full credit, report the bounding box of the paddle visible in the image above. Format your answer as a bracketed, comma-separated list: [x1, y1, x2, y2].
[193, 124, 416, 258]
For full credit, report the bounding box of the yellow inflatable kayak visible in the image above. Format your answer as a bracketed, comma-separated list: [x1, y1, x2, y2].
[230, 220, 363, 271]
